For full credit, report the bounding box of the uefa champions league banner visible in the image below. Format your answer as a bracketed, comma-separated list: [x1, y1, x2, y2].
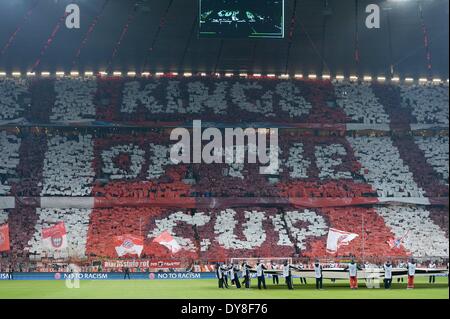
[0, 272, 216, 281]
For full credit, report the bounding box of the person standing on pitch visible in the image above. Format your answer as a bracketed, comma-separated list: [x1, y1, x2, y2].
[383, 260, 393, 289]
[298, 262, 307, 285]
[407, 259, 416, 289]
[215, 263, 224, 288]
[221, 264, 229, 288]
[397, 260, 405, 283]
[241, 261, 252, 289]
[314, 259, 323, 290]
[347, 259, 359, 289]
[256, 260, 267, 290]
[283, 261, 294, 290]
[271, 262, 279, 285]
[123, 266, 131, 280]
[232, 264, 241, 289]
[428, 260, 436, 284]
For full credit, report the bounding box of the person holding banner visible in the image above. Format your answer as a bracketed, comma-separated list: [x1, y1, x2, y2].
[232, 264, 241, 289]
[215, 263, 224, 288]
[256, 260, 267, 290]
[347, 259, 360, 289]
[241, 262, 252, 289]
[383, 260, 393, 289]
[407, 259, 416, 289]
[314, 260, 323, 290]
[283, 261, 294, 290]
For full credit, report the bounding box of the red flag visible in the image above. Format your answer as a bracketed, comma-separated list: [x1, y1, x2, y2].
[0, 224, 10, 252]
[42, 222, 68, 250]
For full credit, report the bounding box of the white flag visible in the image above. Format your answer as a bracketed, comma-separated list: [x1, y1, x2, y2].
[326, 228, 358, 254]
[153, 231, 182, 253]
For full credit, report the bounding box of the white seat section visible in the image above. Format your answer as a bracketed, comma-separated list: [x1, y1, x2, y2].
[377, 205, 449, 257]
[269, 213, 293, 246]
[101, 143, 145, 180]
[276, 81, 312, 117]
[51, 78, 97, 122]
[186, 80, 228, 114]
[0, 210, 8, 224]
[415, 136, 449, 185]
[27, 208, 92, 259]
[0, 78, 27, 121]
[0, 131, 21, 195]
[285, 143, 310, 178]
[41, 134, 95, 196]
[230, 82, 275, 116]
[147, 143, 172, 179]
[400, 83, 449, 125]
[284, 210, 328, 250]
[214, 209, 267, 250]
[315, 144, 352, 179]
[334, 80, 390, 124]
[148, 211, 211, 251]
[348, 136, 426, 197]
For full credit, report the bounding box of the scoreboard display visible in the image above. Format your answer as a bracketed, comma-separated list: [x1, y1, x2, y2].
[199, 0, 284, 39]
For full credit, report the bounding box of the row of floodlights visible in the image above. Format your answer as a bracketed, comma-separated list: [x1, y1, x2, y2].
[0, 71, 448, 84]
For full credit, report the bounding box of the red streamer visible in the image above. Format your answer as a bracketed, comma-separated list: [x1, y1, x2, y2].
[418, 4, 433, 77]
[32, 11, 69, 71]
[107, 2, 140, 71]
[0, 0, 40, 57]
[72, 0, 110, 68]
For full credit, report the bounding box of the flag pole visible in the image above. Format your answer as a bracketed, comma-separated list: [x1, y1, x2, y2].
[361, 213, 365, 264]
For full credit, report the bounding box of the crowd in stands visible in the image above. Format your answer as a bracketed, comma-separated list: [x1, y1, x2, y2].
[0, 77, 446, 125]
[0, 77, 448, 263]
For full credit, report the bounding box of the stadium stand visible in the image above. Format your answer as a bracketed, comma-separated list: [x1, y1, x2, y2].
[0, 78, 448, 262]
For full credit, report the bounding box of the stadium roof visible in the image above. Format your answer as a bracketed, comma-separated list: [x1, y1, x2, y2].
[0, 0, 448, 78]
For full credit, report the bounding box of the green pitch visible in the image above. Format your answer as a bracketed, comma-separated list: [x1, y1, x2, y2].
[0, 277, 448, 299]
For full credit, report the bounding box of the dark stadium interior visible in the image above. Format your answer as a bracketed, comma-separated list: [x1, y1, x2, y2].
[0, 0, 448, 77]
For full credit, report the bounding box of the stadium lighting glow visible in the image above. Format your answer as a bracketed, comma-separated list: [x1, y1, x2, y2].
[55, 71, 65, 77]
[141, 72, 150, 77]
[0, 72, 6, 77]
[404, 77, 414, 83]
[349, 75, 358, 81]
[26, 72, 36, 77]
[363, 76, 372, 81]
[377, 76, 386, 82]
[41, 72, 50, 77]
[239, 73, 248, 77]
[391, 77, 400, 82]
[214, 73, 221, 77]
[70, 71, 79, 77]
[418, 78, 427, 83]
[432, 78, 441, 83]
[155, 72, 164, 76]
[253, 73, 262, 77]
[279, 74, 289, 79]
[183, 72, 192, 77]
[335, 75, 345, 80]
[12, 72, 21, 77]
[171, 72, 178, 76]
[322, 74, 331, 80]
[294, 74, 303, 79]
[200, 72, 207, 77]
[308, 74, 317, 79]
[113, 71, 122, 76]
[127, 71, 137, 77]
[225, 73, 233, 77]
[267, 74, 276, 78]
[84, 71, 94, 77]
[99, 71, 108, 76]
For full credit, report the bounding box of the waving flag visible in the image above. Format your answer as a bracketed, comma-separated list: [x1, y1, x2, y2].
[42, 222, 68, 250]
[114, 234, 144, 257]
[153, 231, 181, 253]
[0, 224, 10, 252]
[326, 228, 359, 254]
[388, 230, 409, 249]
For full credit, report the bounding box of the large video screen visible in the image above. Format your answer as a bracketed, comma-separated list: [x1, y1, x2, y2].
[199, 0, 284, 39]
